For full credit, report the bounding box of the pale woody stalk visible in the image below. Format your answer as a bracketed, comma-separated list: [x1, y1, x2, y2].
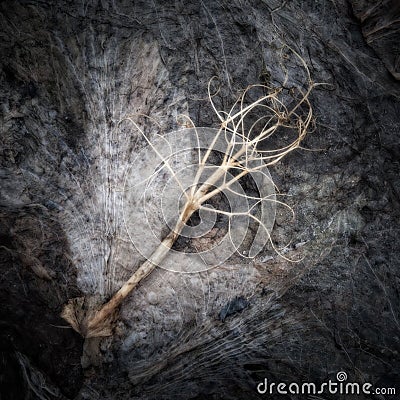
[62, 54, 317, 338]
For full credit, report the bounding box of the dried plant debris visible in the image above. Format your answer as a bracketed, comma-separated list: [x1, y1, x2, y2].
[64, 55, 315, 338]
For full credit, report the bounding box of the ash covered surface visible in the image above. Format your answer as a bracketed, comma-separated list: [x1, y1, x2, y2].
[0, 0, 399, 399]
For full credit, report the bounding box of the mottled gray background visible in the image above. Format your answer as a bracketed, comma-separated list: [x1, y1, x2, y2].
[0, 0, 399, 399]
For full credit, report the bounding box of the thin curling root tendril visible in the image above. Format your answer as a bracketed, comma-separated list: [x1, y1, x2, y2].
[62, 59, 316, 338]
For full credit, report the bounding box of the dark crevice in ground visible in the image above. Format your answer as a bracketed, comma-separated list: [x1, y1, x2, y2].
[0, 207, 84, 399]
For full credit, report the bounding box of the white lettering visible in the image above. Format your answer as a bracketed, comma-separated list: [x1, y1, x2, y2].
[345, 383, 359, 394]
[362, 383, 372, 394]
[318, 382, 327, 394]
[288, 382, 299, 394]
[328, 380, 338, 394]
[257, 379, 268, 394]
[277, 383, 287, 394]
[301, 383, 316, 394]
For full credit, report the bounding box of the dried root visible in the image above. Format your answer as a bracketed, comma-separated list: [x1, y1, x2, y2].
[62, 49, 317, 338]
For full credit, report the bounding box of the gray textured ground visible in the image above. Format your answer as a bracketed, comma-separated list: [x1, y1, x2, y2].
[0, 1, 399, 399]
